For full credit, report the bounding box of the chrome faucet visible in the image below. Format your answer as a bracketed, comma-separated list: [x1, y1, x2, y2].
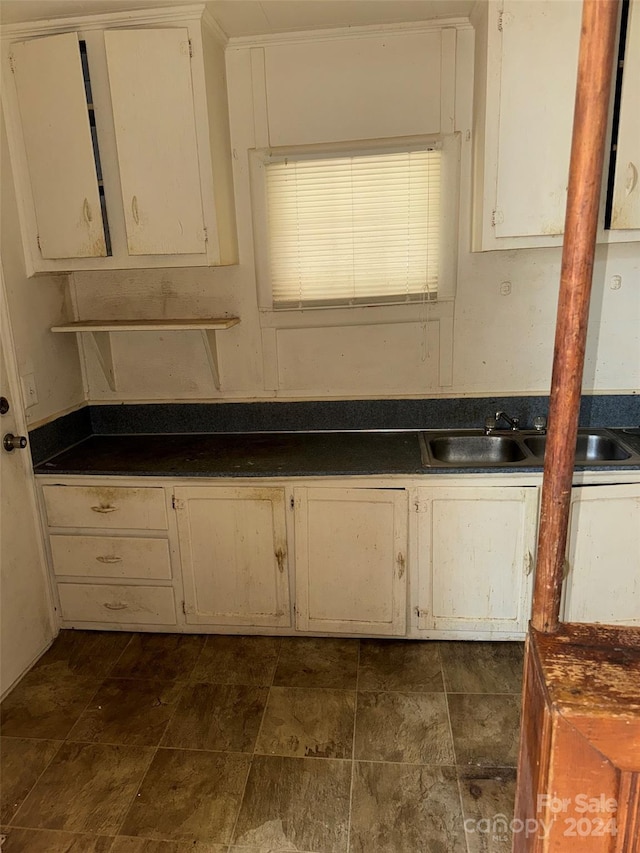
[484, 411, 520, 434]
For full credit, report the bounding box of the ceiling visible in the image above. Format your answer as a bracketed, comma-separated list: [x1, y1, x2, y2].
[0, 0, 476, 36]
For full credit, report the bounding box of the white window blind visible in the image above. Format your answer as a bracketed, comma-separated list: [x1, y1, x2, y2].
[266, 148, 441, 308]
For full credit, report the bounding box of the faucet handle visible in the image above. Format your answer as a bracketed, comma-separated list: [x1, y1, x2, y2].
[533, 415, 547, 432]
[484, 415, 498, 434]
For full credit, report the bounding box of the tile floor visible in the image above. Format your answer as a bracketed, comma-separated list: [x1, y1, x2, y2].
[0, 631, 523, 853]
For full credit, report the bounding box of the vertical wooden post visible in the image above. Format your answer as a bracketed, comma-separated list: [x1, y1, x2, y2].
[531, 0, 620, 634]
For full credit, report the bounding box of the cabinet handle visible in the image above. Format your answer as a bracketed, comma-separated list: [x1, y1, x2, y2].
[275, 547, 286, 573]
[625, 162, 638, 195]
[132, 195, 140, 225]
[103, 601, 128, 611]
[91, 505, 118, 514]
[83, 198, 93, 223]
[96, 555, 123, 564]
[524, 550, 534, 576]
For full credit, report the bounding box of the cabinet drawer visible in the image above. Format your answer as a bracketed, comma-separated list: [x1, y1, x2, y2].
[50, 535, 171, 580]
[43, 485, 167, 530]
[57, 583, 176, 625]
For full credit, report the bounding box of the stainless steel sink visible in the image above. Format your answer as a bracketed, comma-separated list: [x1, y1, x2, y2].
[423, 434, 526, 464]
[420, 428, 639, 468]
[525, 433, 631, 462]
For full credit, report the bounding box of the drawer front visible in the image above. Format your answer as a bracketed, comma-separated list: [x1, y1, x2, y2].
[50, 535, 172, 580]
[57, 583, 176, 625]
[43, 485, 168, 530]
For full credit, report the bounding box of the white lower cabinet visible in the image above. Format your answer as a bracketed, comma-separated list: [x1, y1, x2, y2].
[293, 487, 408, 636]
[174, 486, 291, 628]
[563, 484, 640, 625]
[41, 481, 177, 629]
[414, 486, 539, 635]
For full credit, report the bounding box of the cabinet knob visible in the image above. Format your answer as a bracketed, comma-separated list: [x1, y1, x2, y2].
[3, 433, 27, 452]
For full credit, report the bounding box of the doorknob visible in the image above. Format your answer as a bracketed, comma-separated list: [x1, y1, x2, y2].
[3, 433, 27, 452]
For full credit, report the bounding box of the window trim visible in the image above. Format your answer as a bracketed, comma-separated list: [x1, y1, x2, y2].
[250, 134, 460, 318]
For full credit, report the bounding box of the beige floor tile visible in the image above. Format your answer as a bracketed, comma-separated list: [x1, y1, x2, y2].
[109, 634, 205, 682]
[68, 679, 184, 746]
[448, 694, 521, 767]
[192, 637, 281, 687]
[440, 642, 524, 694]
[11, 741, 153, 834]
[273, 639, 358, 690]
[0, 669, 100, 740]
[0, 737, 62, 824]
[358, 639, 444, 692]
[111, 838, 228, 852]
[256, 687, 355, 759]
[162, 683, 268, 752]
[233, 755, 351, 853]
[459, 766, 518, 853]
[349, 761, 466, 853]
[119, 748, 250, 844]
[32, 630, 133, 679]
[354, 691, 454, 764]
[0, 827, 114, 852]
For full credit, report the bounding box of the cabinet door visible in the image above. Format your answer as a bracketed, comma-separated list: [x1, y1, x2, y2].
[174, 487, 290, 627]
[294, 487, 407, 635]
[611, 0, 640, 229]
[563, 484, 640, 625]
[104, 28, 206, 255]
[494, 0, 580, 239]
[10, 32, 106, 258]
[416, 487, 538, 634]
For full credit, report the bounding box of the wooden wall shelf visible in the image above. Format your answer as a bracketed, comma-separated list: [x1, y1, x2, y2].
[51, 318, 240, 391]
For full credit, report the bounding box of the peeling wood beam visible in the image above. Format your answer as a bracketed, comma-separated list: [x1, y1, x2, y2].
[531, 0, 620, 633]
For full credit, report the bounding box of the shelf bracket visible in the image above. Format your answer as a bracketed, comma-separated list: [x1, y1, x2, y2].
[85, 330, 116, 391]
[202, 329, 222, 390]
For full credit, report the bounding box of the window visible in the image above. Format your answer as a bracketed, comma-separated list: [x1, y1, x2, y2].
[260, 144, 447, 310]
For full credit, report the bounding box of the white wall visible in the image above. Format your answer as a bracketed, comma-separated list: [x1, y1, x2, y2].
[1, 115, 85, 427]
[63, 19, 640, 402]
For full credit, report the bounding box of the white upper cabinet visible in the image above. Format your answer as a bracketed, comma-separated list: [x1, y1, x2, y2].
[1, 6, 238, 275]
[472, 0, 640, 250]
[611, 0, 640, 230]
[104, 28, 206, 256]
[10, 32, 106, 259]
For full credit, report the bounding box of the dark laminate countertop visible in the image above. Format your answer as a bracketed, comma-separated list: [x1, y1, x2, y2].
[33, 431, 426, 478]
[32, 428, 640, 478]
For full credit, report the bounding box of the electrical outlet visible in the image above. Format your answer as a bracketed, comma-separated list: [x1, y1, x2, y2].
[21, 372, 38, 408]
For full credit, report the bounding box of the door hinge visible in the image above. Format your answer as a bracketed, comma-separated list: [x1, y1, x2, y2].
[415, 606, 425, 618]
[172, 496, 185, 510]
[491, 209, 504, 227]
[275, 547, 286, 573]
[397, 552, 406, 579]
[9, 53, 15, 73]
[188, 39, 193, 58]
[36, 235, 41, 251]
[203, 226, 208, 243]
[413, 500, 428, 513]
[497, 10, 504, 31]
[290, 495, 295, 510]
[182, 600, 187, 615]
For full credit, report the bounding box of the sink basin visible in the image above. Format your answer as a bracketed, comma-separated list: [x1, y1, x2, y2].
[525, 433, 631, 462]
[427, 435, 527, 464]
